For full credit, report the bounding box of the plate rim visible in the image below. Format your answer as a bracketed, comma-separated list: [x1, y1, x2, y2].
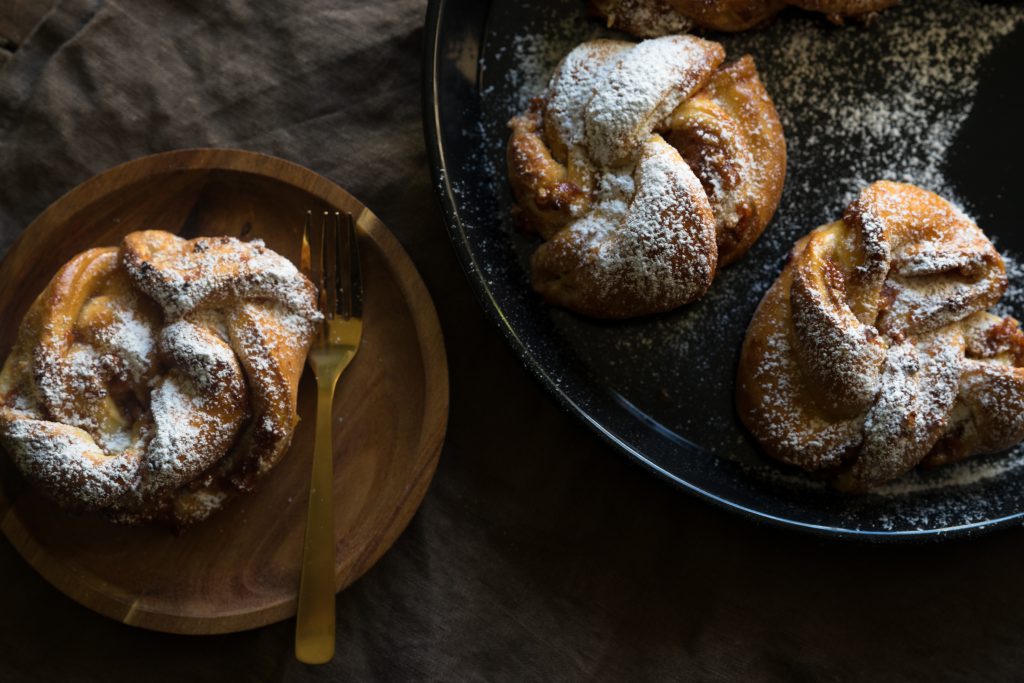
[420, 0, 1024, 542]
[0, 147, 451, 632]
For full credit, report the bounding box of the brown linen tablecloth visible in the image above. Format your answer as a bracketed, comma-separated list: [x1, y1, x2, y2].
[2, 1, 1024, 681]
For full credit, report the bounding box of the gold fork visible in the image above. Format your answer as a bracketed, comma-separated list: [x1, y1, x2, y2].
[295, 210, 363, 664]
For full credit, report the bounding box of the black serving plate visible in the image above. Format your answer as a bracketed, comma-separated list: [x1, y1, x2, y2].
[423, 0, 1024, 539]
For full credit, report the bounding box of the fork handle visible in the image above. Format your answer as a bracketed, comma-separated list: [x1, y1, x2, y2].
[295, 384, 337, 664]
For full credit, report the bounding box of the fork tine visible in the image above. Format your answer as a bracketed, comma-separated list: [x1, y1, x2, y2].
[323, 211, 338, 320]
[311, 211, 326, 319]
[346, 213, 363, 319]
[335, 212, 348, 319]
[300, 211, 313, 281]
[306, 210, 361, 323]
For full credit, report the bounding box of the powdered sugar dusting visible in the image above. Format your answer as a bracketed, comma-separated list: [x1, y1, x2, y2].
[145, 377, 208, 487]
[161, 318, 239, 393]
[735, 179, 1024, 497]
[124, 234, 320, 322]
[855, 332, 963, 485]
[584, 35, 719, 166]
[0, 231, 319, 526]
[514, 32, 734, 316]
[612, 142, 714, 300]
[2, 419, 137, 510]
[102, 308, 156, 384]
[545, 39, 631, 156]
[726, 4, 1023, 217]
[452, 0, 1024, 530]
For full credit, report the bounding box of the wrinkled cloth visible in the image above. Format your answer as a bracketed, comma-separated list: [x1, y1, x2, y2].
[2, 2, 1024, 681]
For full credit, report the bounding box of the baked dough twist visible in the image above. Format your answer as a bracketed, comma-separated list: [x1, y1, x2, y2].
[737, 182, 1024, 490]
[589, 0, 898, 37]
[507, 35, 785, 318]
[0, 231, 320, 525]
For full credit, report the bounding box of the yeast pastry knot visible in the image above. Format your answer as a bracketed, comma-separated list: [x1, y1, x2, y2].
[738, 182, 1024, 490]
[507, 35, 785, 318]
[0, 231, 320, 525]
[589, 0, 897, 37]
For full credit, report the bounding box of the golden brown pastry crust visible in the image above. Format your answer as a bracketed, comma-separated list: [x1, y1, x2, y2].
[507, 35, 786, 318]
[667, 55, 786, 267]
[590, 0, 898, 36]
[0, 231, 320, 525]
[737, 181, 1024, 490]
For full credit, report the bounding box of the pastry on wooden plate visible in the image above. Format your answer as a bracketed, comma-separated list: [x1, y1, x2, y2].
[0, 230, 321, 526]
[589, 0, 898, 37]
[737, 181, 1024, 490]
[507, 34, 786, 318]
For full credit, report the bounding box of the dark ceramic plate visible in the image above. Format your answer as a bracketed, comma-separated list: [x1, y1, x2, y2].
[423, 0, 1024, 539]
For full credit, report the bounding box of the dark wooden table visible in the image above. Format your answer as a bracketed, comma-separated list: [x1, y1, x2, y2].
[2, 2, 1024, 681]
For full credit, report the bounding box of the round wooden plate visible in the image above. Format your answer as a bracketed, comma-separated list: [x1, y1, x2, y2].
[0, 149, 449, 634]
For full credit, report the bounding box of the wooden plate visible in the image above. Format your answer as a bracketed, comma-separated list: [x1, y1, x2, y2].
[0, 149, 449, 634]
